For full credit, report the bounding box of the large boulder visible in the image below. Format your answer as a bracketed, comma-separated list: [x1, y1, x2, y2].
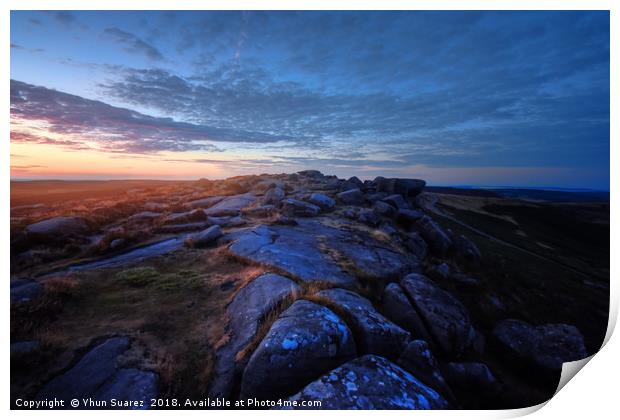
[492, 319, 588, 371]
[280, 199, 321, 217]
[394, 179, 426, 197]
[204, 193, 256, 216]
[382, 194, 408, 209]
[317, 288, 410, 359]
[240, 300, 355, 400]
[281, 355, 449, 409]
[347, 176, 364, 189]
[381, 283, 432, 343]
[400, 274, 476, 357]
[210, 273, 300, 398]
[373, 200, 396, 217]
[336, 188, 364, 205]
[374, 178, 426, 198]
[24, 216, 90, 242]
[36, 337, 157, 408]
[308, 193, 336, 210]
[297, 170, 324, 179]
[417, 216, 452, 256]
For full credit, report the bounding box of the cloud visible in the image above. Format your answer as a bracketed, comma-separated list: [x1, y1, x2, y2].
[100, 53, 609, 168]
[11, 43, 44, 54]
[52, 11, 75, 26]
[104, 27, 165, 61]
[10, 80, 295, 154]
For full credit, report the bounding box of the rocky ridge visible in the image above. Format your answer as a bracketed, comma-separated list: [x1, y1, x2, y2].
[12, 170, 591, 409]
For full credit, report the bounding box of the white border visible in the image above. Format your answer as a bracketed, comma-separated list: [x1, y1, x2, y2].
[3, 1, 617, 419]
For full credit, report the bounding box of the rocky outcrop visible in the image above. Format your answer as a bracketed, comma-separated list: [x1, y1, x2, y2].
[317, 288, 410, 359]
[210, 273, 300, 399]
[36, 337, 157, 408]
[373, 201, 396, 217]
[400, 273, 476, 357]
[381, 283, 432, 343]
[209, 273, 299, 398]
[336, 188, 364, 205]
[382, 194, 408, 210]
[308, 193, 336, 210]
[281, 355, 449, 409]
[492, 319, 588, 371]
[204, 193, 257, 216]
[417, 216, 452, 255]
[240, 300, 355, 400]
[280, 199, 321, 217]
[374, 177, 426, 198]
[228, 219, 413, 289]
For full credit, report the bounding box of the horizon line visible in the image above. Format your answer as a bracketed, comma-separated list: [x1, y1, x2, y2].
[9, 177, 610, 193]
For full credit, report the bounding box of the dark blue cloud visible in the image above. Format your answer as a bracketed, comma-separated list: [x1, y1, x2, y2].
[10, 80, 295, 153]
[104, 27, 165, 61]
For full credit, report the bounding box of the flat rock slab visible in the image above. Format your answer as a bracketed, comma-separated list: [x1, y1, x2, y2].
[281, 355, 449, 409]
[228, 219, 413, 289]
[493, 319, 588, 371]
[240, 299, 355, 400]
[186, 196, 225, 209]
[210, 273, 300, 398]
[400, 274, 476, 357]
[204, 193, 257, 216]
[67, 237, 186, 271]
[24, 216, 90, 240]
[36, 337, 158, 407]
[317, 288, 410, 359]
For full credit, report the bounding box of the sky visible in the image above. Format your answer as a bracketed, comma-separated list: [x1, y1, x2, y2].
[10, 11, 610, 188]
